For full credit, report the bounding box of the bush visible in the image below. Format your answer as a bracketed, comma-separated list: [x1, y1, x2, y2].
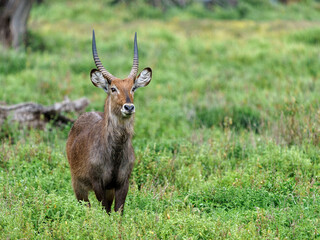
[195, 105, 262, 132]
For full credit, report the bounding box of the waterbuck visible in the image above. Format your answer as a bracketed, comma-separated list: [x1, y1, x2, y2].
[66, 30, 152, 213]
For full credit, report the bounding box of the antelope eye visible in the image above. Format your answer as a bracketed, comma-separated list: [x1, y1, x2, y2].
[132, 87, 136, 92]
[111, 87, 117, 93]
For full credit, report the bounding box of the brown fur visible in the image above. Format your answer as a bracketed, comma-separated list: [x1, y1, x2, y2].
[66, 77, 139, 213]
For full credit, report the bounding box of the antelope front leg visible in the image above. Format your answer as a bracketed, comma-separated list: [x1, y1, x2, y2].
[104, 189, 115, 213]
[114, 181, 129, 213]
[93, 183, 114, 214]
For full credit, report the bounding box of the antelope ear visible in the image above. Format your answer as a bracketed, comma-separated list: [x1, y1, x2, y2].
[90, 69, 108, 92]
[134, 67, 152, 89]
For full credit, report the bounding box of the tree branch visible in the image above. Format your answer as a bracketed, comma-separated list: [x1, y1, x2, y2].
[0, 97, 89, 129]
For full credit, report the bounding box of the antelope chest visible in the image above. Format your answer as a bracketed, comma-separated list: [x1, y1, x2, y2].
[91, 150, 134, 189]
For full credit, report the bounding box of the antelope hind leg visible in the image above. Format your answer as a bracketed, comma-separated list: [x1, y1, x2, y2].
[72, 179, 90, 207]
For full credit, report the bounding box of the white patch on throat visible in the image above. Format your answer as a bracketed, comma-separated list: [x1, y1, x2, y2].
[108, 98, 118, 126]
[106, 97, 135, 137]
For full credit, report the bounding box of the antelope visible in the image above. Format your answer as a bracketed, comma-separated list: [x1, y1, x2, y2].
[66, 30, 152, 213]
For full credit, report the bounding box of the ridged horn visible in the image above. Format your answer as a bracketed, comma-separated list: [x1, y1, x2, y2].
[92, 30, 116, 83]
[128, 32, 139, 80]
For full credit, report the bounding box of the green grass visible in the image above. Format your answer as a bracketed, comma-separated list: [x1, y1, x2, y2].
[1, 0, 320, 239]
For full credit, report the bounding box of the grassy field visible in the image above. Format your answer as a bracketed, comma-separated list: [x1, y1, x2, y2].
[1, 0, 320, 239]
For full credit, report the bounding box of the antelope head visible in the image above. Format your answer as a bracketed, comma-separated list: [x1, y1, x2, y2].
[90, 30, 152, 118]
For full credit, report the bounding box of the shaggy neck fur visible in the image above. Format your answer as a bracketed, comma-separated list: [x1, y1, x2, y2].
[102, 96, 134, 147]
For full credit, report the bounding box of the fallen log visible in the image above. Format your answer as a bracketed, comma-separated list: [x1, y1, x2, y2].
[0, 97, 89, 129]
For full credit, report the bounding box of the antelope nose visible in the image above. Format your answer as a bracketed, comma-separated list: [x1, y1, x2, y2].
[124, 104, 135, 112]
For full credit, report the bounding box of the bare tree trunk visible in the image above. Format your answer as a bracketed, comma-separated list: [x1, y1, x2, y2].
[0, 98, 89, 129]
[0, 0, 34, 49]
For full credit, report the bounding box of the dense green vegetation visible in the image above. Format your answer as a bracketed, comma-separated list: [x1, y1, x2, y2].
[1, 0, 320, 239]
